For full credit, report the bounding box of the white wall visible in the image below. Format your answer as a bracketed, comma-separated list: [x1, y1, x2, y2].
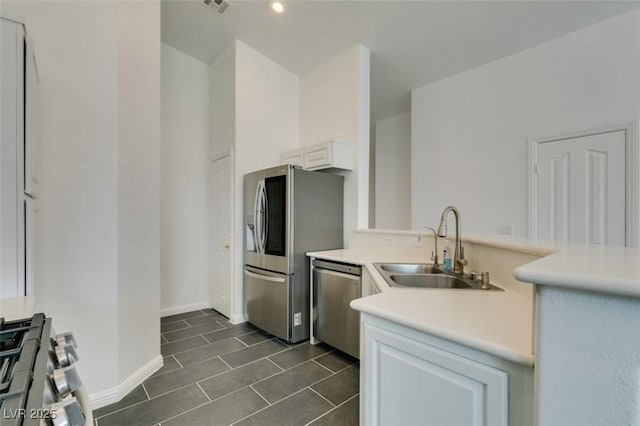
[210, 44, 235, 157]
[115, 0, 161, 384]
[161, 43, 210, 314]
[374, 111, 411, 229]
[1, 0, 120, 394]
[209, 40, 300, 322]
[300, 45, 370, 244]
[411, 10, 640, 236]
[1, 0, 162, 403]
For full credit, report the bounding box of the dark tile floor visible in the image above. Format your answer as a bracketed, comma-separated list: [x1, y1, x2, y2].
[93, 309, 359, 426]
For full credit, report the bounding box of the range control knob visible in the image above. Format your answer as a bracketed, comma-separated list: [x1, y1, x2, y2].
[55, 332, 77, 349]
[50, 395, 86, 426]
[51, 366, 82, 397]
[54, 344, 79, 367]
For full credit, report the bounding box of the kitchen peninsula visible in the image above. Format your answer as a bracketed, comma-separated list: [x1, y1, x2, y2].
[309, 229, 640, 426]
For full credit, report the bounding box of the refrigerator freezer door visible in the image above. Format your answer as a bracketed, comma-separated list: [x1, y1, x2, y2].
[244, 266, 290, 340]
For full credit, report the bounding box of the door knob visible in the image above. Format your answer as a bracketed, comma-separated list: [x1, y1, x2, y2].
[223, 243, 230, 249]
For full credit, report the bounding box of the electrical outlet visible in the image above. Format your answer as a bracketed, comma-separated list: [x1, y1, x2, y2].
[409, 236, 423, 247]
[498, 224, 514, 235]
[293, 312, 302, 326]
[383, 237, 396, 246]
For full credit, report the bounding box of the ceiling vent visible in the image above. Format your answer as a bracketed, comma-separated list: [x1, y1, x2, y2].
[203, 0, 231, 15]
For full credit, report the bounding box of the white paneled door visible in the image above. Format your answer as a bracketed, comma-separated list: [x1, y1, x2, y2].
[535, 130, 626, 246]
[209, 154, 232, 317]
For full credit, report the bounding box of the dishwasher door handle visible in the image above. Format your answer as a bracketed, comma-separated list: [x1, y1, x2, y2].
[244, 269, 286, 283]
[314, 268, 361, 282]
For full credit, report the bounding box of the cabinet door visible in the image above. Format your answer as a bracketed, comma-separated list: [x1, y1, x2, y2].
[304, 143, 332, 170]
[280, 148, 304, 168]
[363, 322, 508, 426]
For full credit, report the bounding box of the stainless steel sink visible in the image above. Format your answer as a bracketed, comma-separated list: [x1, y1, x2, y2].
[379, 263, 443, 274]
[388, 274, 471, 289]
[373, 263, 503, 291]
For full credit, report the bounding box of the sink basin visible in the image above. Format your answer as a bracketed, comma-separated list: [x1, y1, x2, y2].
[389, 274, 471, 289]
[377, 263, 443, 274]
[373, 262, 503, 291]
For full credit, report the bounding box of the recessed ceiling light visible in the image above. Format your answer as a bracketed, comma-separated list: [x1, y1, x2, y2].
[271, 1, 285, 14]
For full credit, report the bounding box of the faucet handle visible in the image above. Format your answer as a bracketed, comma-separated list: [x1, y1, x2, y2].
[480, 272, 490, 290]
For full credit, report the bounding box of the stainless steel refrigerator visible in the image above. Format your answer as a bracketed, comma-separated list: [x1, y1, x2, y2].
[244, 164, 343, 343]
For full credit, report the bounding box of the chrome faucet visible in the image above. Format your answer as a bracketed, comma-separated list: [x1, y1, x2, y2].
[420, 227, 439, 266]
[437, 206, 468, 275]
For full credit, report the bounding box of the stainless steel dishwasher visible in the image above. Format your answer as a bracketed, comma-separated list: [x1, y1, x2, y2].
[312, 259, 361, 358]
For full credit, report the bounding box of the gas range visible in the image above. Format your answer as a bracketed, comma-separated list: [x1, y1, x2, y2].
[0, 314, 91, 426]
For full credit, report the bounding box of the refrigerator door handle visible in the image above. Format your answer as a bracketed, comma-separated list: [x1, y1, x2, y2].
[254, 179, 263, 255]
[261, 182, 268, 254]
[244, 269, 286, 283]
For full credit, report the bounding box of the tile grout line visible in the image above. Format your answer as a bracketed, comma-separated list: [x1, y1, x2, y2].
[162, 326, 227, 344]
[312, 358, 336, 374]
[159, 384, 260, 425]
[249, 364, 339, 408]
[160, 314, 205, 324]
[166, 338, 282, 377]
[94, 388, 158, 420]
[196, 382, 212, 402]
[218, 356, 234, 370]
[249, 384, 272, 406]
[155, 400, 212, 425]
[172, 354, 183, 369]
[141, 382, 151, 400]
[265, 348, 334, 373]
[265, 357, 285, 372]
[304, 393, 359, 426]
[234, 336, 249, 347]
[231, 384, 326, 425]
[161, 334, 209, 348]
[160, 320, 191, 333]
[307, 386, 337, 407]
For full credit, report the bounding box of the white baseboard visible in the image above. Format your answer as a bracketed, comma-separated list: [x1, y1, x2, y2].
[160, 301, 209, 317]
[90, 355, 163, 410]
[229, 313, 248, 325]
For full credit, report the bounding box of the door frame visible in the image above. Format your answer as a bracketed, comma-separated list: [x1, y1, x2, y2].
[528, 119, 639, 247]
[209, 149, 234, 318]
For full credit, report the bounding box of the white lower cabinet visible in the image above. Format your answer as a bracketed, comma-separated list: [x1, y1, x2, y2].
[360, 314, 533, 426]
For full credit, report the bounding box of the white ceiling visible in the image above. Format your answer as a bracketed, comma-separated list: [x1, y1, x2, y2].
[161, 1, 640, 118]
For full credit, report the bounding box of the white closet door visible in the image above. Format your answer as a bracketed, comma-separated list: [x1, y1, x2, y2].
[209, 154, 232, 317]
[536, 130, 626, 246]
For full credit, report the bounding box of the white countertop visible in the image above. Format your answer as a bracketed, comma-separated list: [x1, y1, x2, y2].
[0, 296, 37, 321]
[309, 235, 640, 366]
[308, 249, 535, 366]
[514, 244, 640, 298]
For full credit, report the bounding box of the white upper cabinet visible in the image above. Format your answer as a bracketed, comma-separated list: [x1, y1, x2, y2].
[281, 139, 353, 171]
